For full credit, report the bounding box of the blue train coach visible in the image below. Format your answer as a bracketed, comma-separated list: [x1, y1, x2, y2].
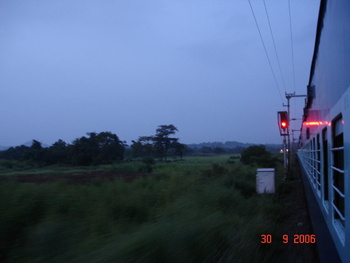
[297, 0, 350, 262]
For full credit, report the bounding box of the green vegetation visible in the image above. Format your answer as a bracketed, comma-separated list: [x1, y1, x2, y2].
[0, 154, 289, 262]
[240, 145, 280, 167]
[0, 132, 126, 167]
[0, 126, 282, 170]
[0, 125, 187, 167]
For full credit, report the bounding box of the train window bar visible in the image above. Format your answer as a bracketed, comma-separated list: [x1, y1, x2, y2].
[331, 146, 344, 151]
[331, 114, 345, 232]
[316, 134, 321, 193]
[332, 184, 345, 198]
[316, 179, 321, 188]
[332, 203, 345, 221]
[331, 165, 344, 174]
[322, 127, 329, 209]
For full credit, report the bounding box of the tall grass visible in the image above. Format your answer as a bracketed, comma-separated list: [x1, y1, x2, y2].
[0, 156, 287, 262]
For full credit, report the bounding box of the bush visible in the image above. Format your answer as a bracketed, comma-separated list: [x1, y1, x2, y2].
[0, 159, 38, 171]
[240, 145, 280, 167]
[142, 157, 155, 165]
[0, 160, 14, 169]
[0, 155, 287, 262]
[227, 155, 239, 164]
[201, 164, 227, 177]
[138, 164, 153, 173]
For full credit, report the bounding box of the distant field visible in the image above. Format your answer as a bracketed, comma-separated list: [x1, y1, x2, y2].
[0, 154, 290, 262]
[0, 154, 238, 177]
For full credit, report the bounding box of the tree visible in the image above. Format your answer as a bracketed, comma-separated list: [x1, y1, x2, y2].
[214, 147, 226, 154]
[200, 146, 213, 154]
[173, 141, 185, 160]
[131, 140, 143, 158]
[69, 132, 125, 165]
[27, 140, 44, 164]
[69, 135, 95, 165]
[94, 132, 125, 164]
[153, 125, 178, 161]
[240, 145, 274, 166]
[45, 139, 68, 165]
[131, 136, 154, 158]
[138, 136, 154, 157]
[0, 145, 30, 161]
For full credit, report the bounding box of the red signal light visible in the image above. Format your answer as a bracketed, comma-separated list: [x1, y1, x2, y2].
[278, 111, 289, 130]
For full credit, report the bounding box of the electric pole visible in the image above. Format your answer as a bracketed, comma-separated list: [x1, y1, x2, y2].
[283, 92, 306, 174]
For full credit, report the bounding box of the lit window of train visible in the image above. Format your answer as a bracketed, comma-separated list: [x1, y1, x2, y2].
[322, 127, 329, 210]
[331, 115, 345, 240]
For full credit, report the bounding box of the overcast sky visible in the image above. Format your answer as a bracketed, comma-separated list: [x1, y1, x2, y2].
[0, 0, 320, 147]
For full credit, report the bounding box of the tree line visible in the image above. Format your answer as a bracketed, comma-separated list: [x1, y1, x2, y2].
[0, 125, 185, 166]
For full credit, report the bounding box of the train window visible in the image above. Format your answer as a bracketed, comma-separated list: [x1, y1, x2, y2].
[308, 140, 312, 181]
[331, 114, 345, 232]
[306, 140, 312, 181]
[322, 128, 329, 206]
[316, 134, 321, 195]
[312, 137, 317, 188]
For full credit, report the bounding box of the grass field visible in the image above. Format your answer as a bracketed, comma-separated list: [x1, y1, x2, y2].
[0, 154, 290, 262]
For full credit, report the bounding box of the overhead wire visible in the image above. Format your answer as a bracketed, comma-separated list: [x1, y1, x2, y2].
[288, 0, 296, 92]
[247, 0, 284, 103]
[263, 0, 287, 93]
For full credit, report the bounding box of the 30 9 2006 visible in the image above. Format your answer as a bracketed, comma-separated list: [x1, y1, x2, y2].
[260, 234, 316, 244]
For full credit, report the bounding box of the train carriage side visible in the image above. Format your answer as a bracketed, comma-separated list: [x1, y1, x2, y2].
[297, 0, 350, 262]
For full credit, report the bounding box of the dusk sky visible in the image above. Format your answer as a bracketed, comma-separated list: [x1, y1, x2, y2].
[1, 0, 320, 147]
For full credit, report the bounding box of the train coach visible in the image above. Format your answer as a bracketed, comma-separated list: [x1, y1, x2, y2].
[297, 0, 350, 262]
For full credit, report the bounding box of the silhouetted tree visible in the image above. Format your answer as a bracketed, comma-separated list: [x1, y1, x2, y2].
[240, 145, 277, 166]
[94, 132, 125, 164]
[0, 145, 30, 161]
[131, 136, 154, 158]
[139, 136, 154, 157]
[69, 132, 125, 165]
[213, 147, 226, 154]
[173, 141, 185, 160]
[69, 136, 94, 165]
[153, 125, 178, 161]
[131, 140, 143, 158]
[45, 139, 68, 164]
[200, 146, 213, 154]
[28, 140, 44, 165]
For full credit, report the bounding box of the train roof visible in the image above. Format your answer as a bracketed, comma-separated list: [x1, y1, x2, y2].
[308, 0, 327, 87]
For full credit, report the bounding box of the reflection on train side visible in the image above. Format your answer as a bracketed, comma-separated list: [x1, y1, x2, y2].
[303, 121, 331, 126]
[303, 120, 344, 126]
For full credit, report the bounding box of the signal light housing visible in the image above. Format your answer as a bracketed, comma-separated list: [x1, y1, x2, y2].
[278, 111, 289, 136]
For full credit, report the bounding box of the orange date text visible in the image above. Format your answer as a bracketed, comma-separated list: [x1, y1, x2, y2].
[261, 234, 316, 244]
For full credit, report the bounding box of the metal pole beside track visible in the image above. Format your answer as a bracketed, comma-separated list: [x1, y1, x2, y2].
[284, 92, 307, 176]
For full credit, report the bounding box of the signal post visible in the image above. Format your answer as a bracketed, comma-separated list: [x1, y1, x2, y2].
[278, 92, 306, 177]
[278, 111, 289, 173]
